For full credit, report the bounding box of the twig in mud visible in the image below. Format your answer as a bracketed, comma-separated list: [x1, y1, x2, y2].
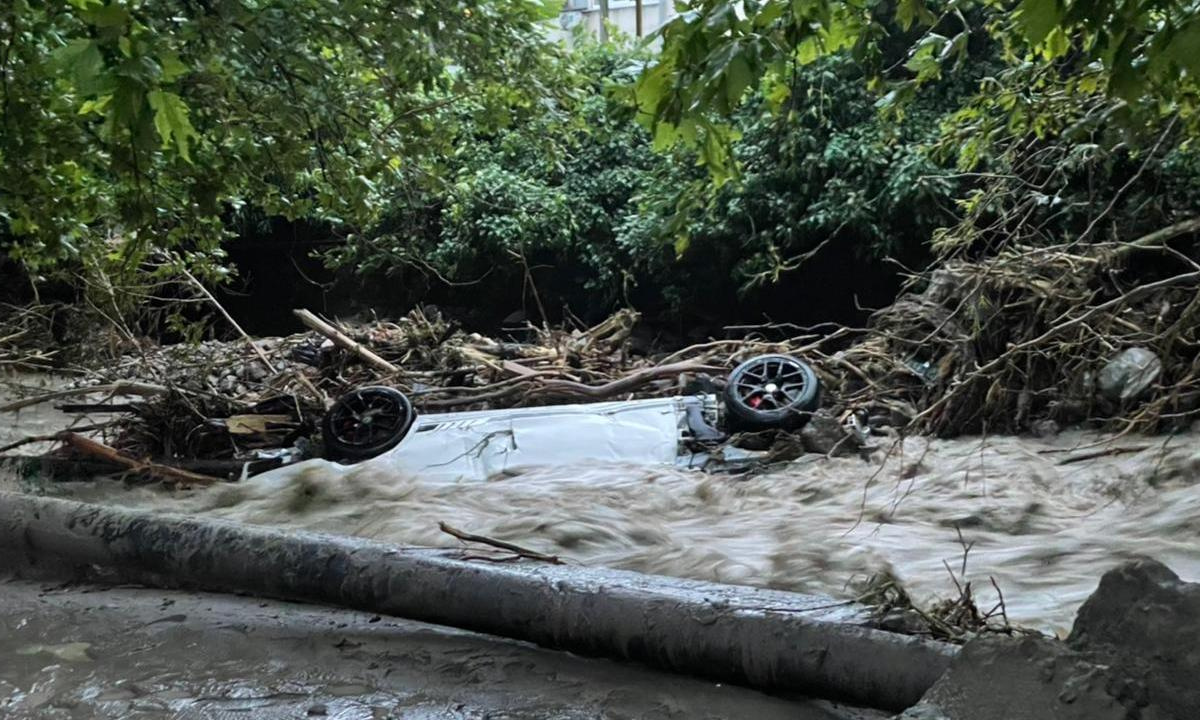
[438, 521, 563, 564]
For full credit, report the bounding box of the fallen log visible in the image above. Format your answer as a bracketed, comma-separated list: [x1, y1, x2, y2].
[56, 432, 223, 485]
[293, 308, 399, 374]
[0, 493, 954, 711]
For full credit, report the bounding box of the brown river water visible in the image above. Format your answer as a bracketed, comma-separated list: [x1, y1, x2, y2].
[4, 374, 1199, 635]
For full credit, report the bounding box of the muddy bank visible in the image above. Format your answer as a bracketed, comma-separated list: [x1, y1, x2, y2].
[0, 578, 880, 720]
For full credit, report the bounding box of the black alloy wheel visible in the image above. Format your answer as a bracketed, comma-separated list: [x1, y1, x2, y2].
[322, 386, 416, 461]
[723, 354, 820, 430]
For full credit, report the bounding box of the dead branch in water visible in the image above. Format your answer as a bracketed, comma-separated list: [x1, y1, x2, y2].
[56, 432, 222, 485]
[0, 423, 112, 454]
[438, 521, 563, 564]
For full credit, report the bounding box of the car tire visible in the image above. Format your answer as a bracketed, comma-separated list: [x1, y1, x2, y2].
[723, 354, 820, 430]
[322, 386, 416, 462]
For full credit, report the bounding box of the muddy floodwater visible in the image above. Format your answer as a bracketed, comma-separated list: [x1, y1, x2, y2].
[4, 376, 1200, 635]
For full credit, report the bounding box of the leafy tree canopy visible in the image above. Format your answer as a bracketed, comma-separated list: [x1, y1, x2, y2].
[0, 0, 557, 281]
[636, 0, 1200, 178]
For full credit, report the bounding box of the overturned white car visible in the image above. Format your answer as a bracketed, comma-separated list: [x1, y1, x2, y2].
[317, 354, 820, 482]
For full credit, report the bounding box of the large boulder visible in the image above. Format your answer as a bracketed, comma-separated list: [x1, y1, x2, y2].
[1067, 558, 1200, 719]
[896, 558, 1199, 720]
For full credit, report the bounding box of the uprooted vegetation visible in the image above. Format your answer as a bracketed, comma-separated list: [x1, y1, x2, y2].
[5, 215, 1200, 479]
[828, 218, 1200, 437]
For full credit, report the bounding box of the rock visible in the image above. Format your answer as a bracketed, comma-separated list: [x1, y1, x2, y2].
[895, 635, 1138, 720]
[241, 361, 270, 383]
[1096, 348, 1161, 402]
[897, 558, 1199, 720]
[1030, 418, 1060, 438]
[800, 409, 855, 456]
[1067, 558, 1200, 720]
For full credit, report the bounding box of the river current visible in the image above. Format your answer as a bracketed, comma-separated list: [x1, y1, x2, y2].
[4, 375, 1199, 634]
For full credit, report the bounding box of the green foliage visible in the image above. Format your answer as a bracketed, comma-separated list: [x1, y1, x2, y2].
[636, 1, 1200, 174]
[0, 0, 555, 285]
[327, 40, 664, 308]
[621, 54, 969, 306]
[332, 48, 972, 314]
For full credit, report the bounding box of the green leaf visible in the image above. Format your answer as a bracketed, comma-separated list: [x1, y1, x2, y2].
[158, 52, 189, 82]
[896, 0, 936, 31]
[724, 54, 753, 107]
[673, 233, 690, 258]
[81, 3, 131, 28]
[1016, 0, 1062, 46]
[147, 90, 199, 162]
[1163, 20, 1200, 77]
[53, 39, 107, 94]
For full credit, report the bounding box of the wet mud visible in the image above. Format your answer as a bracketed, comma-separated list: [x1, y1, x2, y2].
[1, 578, 881, 719]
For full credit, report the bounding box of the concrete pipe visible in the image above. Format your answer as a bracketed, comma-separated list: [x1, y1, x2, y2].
[0, 492, 955, 711]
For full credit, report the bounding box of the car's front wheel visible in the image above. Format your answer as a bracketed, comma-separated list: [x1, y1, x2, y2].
[322, 386, 416, 462]
[723, 354, 820, 430]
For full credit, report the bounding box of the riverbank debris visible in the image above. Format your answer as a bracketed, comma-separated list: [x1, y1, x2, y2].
[5, 223, 1200, 478]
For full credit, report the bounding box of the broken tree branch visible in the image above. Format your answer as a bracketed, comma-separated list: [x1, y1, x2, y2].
[533, 361, 723, 399]
[56, 432, 222, 485]
[179, 265, 277, 374]
[0, 381, 174, 412]
[438, 521, 563, 564]
[293, 308, 399, 374]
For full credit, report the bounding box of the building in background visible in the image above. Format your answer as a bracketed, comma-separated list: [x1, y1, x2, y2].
[555, 1, 679, 44]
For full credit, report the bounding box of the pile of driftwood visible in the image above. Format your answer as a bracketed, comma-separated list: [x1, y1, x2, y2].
[2, 306, 813, 483]
[6, 216, 1200, 484]
[818, 219, 1200, 437]
[0, 303, 62, 371]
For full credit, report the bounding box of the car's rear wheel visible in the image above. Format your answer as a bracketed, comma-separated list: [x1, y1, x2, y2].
[723, 354, 820, 430]
[322, 386, 416, 462]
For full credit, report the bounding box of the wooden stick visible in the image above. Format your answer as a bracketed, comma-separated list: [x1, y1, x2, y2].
[291, 370, 329, 409]
[0, 424, 109, 454]
[56, 432, 222, 485]
[0, 381, 172, 412]
[293, 309, 399, 374]
[1056, 445, 1151, 466]
[438, 521, 562, 564]
[459, 346, 538, 377]
[180, 266, 277, 373]
[533, 361, 723, 399]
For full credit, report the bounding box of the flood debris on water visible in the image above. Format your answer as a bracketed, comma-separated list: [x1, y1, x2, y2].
[6, 231, 1200, 486]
